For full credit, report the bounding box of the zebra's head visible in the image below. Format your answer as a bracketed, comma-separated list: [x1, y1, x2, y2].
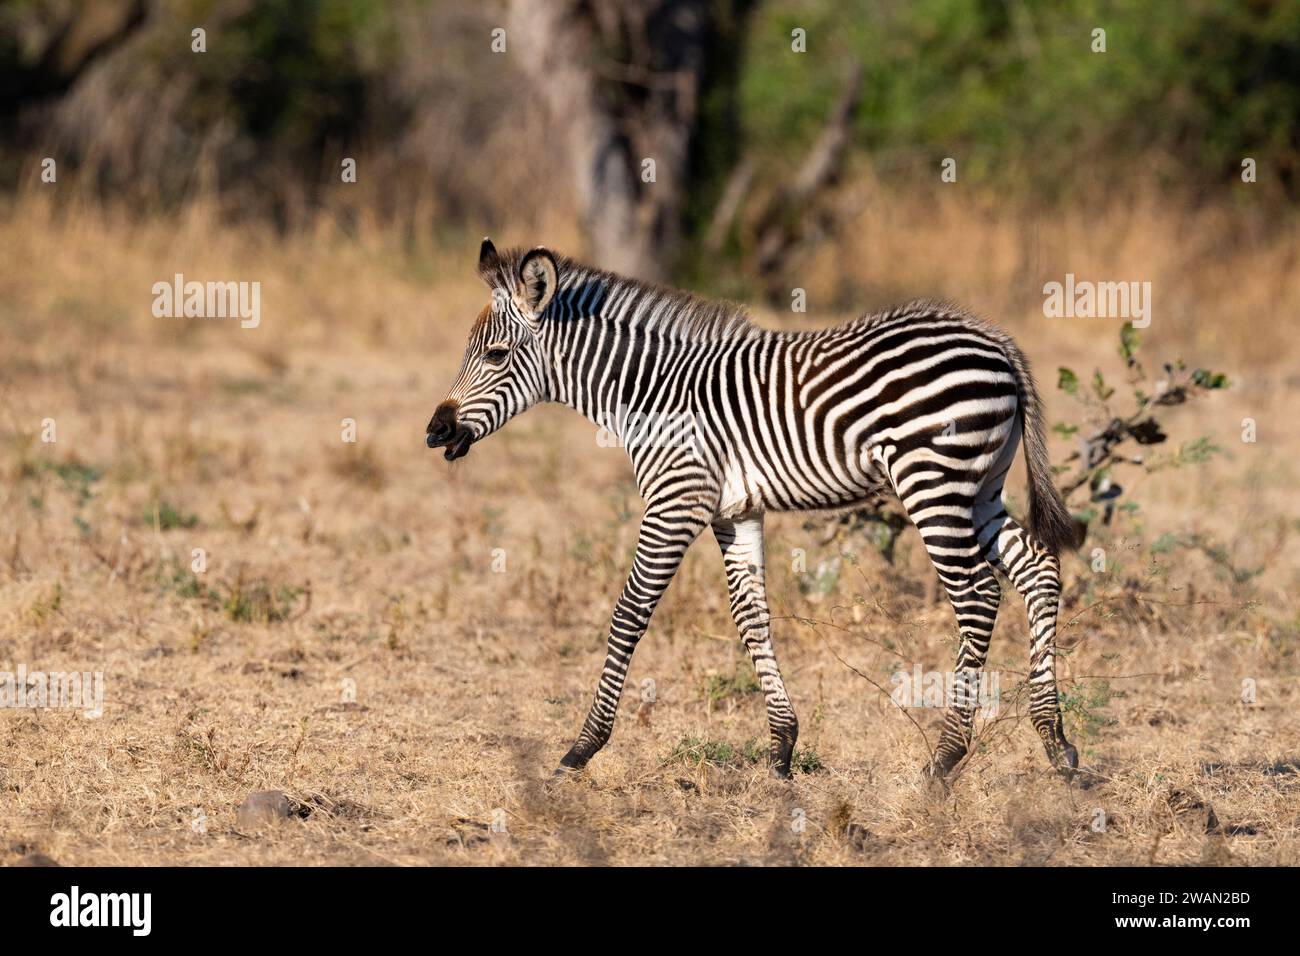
[426, 238, 558, 460]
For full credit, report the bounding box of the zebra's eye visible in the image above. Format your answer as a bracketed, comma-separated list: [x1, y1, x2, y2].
[483, 346, 510, 365]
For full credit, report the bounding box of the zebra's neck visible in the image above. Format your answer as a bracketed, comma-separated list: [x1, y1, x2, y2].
[538, 268, 765, 442]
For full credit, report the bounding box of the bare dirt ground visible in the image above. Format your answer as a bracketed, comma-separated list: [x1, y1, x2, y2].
[1, 198, 1296, 865]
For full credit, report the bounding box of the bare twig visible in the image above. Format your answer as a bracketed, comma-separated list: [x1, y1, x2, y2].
[752, 59, 864, 277]
[703, 156, 757, 254]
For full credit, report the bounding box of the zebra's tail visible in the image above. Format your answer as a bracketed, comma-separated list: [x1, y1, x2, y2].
[1005, 341, 1075, 556]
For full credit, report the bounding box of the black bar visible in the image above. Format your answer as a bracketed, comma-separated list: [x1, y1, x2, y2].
[0, 865, 1283, 940]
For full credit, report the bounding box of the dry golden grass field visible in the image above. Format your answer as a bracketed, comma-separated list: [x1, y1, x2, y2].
[1, 193, 1297, 866]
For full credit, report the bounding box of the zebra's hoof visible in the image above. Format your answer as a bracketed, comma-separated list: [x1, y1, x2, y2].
[768, 764, 792, 781]
[557, 744, 593, 775]
[1053, 743, 1079, 781]
[921, 758, 956, 792]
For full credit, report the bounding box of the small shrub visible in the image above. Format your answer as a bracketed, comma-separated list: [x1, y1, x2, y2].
[791, 746, 824, 774]
[155, 558, 306, 624]
[155, 557, 212, 601]
[1060, 679, 1119, 750]
[223, 578, 305, 624]
[1054, 323, 1229, 537]
[670, 735, 824, 774]
[143, 500, 199, 530]
[670, 736, 753, 768]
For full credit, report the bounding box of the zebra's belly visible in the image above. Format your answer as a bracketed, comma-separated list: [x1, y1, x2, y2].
[716, 447, 895, 518]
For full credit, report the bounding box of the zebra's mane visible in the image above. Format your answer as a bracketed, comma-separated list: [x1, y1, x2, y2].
[483, 247, 763, 344]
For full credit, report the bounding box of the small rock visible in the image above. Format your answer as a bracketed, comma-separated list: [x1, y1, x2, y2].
[237, 790, 291, 829]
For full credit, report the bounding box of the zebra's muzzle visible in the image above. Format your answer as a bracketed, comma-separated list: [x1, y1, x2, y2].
[427, 403, 474, 459]
[441, 425, 474, 461]
[426, 424, 474, 460]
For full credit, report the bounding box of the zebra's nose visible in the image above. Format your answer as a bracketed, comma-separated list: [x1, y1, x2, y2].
[426, 402, 458, 448]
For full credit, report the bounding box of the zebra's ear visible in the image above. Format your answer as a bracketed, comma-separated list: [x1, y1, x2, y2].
[477, 237, 500, 280]
[517, 248, 558, 319]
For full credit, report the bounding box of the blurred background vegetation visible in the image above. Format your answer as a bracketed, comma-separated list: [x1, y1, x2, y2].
[745, 0, 1300, 186]
[2, 0, 1297, 296]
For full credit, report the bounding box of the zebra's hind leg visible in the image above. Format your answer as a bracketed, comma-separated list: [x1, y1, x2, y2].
[712, 516, 799, 779]
[980, 512, 1078, 779]
[922, 533, 1002, 782]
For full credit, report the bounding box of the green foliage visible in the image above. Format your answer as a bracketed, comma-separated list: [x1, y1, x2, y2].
[1053, 422, 1080, 439]
[44, 459, 101, 508]
[791, 745, 824, 774]
[154, 556, 304, 624]
[671, 736, 753, 767]
[76, 0, 400, 205]
[1148, 437, 1222, 471]
[188, 0, 394, 147]
[1060, 678, 1118, 746]
[1192, 369, 1230, 390]
[156, 556, 214, 602]
[1119, 322, 1141, 366]
[669, 735, 823, 774]
[143, 500, 199, 531]
[1054, 323, 1229, 536]
[222, 579, 304, 624]
[1090, 369, 1114, 402]
[20, 458, 102, 533]
[739, 0, 1300, 199]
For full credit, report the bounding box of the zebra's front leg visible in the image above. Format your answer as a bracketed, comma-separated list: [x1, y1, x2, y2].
[556, 503, 711, 775]
[712, 516, 799, 779]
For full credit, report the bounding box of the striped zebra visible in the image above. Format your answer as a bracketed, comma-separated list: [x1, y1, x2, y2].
[427, 238, 1078, 782]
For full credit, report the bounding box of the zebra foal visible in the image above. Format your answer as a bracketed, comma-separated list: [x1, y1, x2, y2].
[426, 238, 1078, 781]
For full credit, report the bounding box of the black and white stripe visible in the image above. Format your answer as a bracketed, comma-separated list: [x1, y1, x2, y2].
[427, 239, 1077, 780]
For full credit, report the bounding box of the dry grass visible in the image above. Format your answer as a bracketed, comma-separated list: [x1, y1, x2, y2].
[0, 191, 1296, 866]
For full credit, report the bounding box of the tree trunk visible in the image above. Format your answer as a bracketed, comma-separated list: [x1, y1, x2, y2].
[507, 0, 713, 282]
